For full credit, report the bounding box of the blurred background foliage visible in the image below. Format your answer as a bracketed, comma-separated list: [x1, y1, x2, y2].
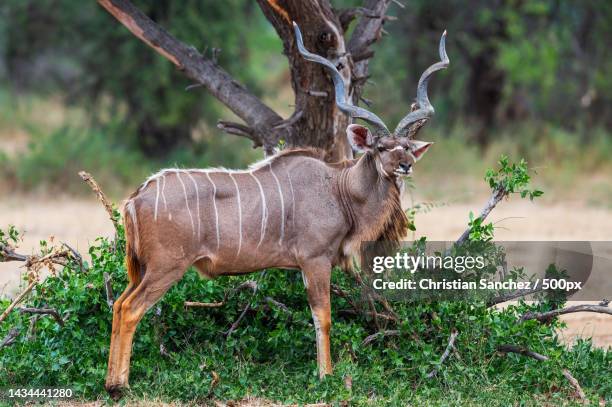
[0, 0, 610, 199]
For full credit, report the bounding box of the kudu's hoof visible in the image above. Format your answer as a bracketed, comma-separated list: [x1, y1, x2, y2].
[105, 383, 126, 401]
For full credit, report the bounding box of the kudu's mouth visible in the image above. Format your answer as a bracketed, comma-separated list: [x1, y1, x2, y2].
[393, 164, 413, 177]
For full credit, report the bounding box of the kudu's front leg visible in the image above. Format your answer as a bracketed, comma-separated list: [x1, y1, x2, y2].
[302, 257, 333, 378]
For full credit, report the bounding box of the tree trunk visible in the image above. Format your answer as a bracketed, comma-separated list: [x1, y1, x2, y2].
[258, 0, 352, 161]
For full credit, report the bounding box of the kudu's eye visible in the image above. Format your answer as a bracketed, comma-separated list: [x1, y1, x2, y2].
[377, 146, 386, 152]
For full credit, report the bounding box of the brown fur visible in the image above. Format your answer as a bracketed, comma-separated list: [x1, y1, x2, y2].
[335, 152, 408, 271]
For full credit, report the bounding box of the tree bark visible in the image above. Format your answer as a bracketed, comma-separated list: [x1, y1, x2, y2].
[257, 0, 353, 161]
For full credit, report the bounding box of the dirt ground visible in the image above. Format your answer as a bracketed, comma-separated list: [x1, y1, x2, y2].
[1, 196, 611, 347]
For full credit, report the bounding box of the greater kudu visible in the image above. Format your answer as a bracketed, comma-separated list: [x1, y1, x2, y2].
[105, 23, 448, 398]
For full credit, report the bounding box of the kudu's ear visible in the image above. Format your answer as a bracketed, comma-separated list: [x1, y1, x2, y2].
[409, 140, 433, 161]
[347, 124, 375, 152]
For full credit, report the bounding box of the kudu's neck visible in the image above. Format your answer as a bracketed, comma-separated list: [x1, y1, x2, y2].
[337, 152, 407, 243]
[347, 153, 390, 200]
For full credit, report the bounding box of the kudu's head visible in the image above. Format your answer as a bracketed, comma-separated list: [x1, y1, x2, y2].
[293, 23, 449, 178]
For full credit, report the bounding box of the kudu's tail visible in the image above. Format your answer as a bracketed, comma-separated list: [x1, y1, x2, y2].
[123, 200, 142, 286]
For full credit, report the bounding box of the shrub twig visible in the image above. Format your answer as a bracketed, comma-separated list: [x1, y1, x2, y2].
[0, 280, 37, 324]
[521, 303, 611, 323]
[486, 287, 544, 307]
[78, 171, 120, 232]
[362, 329, 400, 346]
[456, 186, 505, 246]
[0, 328, 20, 349]
[185, 301, 224, 308]
[104, 272, 114, 310]
[224, 303, 252, 338]
[62, 242, 84, 271]
[18, 307, 64, 326]
[426, 328, 459, 378]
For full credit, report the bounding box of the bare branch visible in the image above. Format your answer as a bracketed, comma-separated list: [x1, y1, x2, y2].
[338, 309, 397, 321]
[497, 344, 549, 361]
[18, 307, 65, 327]
[426, 329, 459, 378]
[78, 171, 120, 232]
[362, 329, 400, 346]
[184, 301, 224, 308]
[486, 287, 544, 307]
[349, 0, 392, 55]
[97, 0, 283, 151]
[104, 272, 114, 310]
[352, 49, 376, 63]
[336, 6, 394, 31]
[264, 297, 291, 314]
[273, 110, 304, 130]
[562, 369, 587, 403]
[216, 121, 262, 149]
[521, 304, 612, 323]
[456, 186, 506, 246]
[62, 242, 84, 271]
[0, 244, 28, 263]
[349, 0, 392, 80]
[0, 328, 20, 349]
[224, 303, 252, 338]
[0, 280, 37, 324]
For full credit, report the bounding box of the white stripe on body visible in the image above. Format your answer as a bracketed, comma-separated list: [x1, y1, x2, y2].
[175, 171, 195, 236]
[205, 172, 220, 251]
[286, 168, 296, 229]
[249, 171, 268, 249]
[160, 175, 169, 220]
[269, 164, 285, 245]
[185, 171, 201, 240]
[154, 177, 160, 221]
[229, 173, 243, 258]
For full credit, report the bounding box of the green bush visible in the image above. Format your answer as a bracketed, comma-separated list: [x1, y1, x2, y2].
[1, 231, 610, 404]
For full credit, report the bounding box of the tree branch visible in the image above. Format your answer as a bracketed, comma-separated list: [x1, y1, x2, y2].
[456, 186, 506, 246]
[78, 171, 120, 232]
[18, 307, 65, 327]
[184, 301, 224, 308]
[0, 328, 20, 349]
[0, 280, 37, 324]
[521, 304, 612, 323]
[486, 287, 544, 307]
[362, 329, 400, 346]
[217, 121, 262, 148]
[0, 244, 28, 263]
[104, 272, 114, 310]
[97, 0, 283, 151]
[349, 0, 392, 105]
[497, 344, 549, 361]
[426, 329, 459, 378]
[336, 6, 395, 32]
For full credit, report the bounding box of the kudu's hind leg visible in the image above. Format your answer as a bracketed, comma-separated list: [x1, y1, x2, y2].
[105, 263, 186, 399]
[302, 258, 333, 378]
[105, 282, 137, 393]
